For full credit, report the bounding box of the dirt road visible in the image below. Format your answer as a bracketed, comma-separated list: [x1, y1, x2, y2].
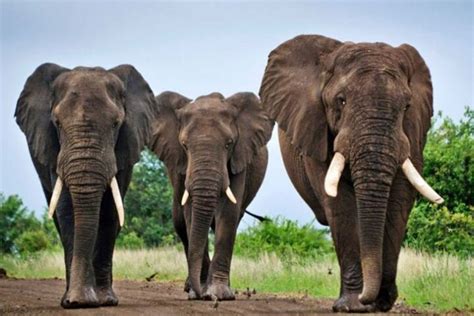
[0, 279, 417, 315]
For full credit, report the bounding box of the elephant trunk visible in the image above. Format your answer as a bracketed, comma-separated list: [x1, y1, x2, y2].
[350, 113, 399, 304]
[187, 166, 222, 298]
[60, 136, 110, 290]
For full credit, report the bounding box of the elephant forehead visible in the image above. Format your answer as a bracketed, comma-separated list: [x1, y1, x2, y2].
[55, 69, 124, 94]
[336, 44, 404, 73]
[182, 98, 236, 118]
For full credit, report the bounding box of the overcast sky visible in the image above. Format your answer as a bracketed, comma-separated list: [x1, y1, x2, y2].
[1, 0, 472, 228]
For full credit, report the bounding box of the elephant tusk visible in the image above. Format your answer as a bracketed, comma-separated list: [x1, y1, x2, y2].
[48, 177, 63, 219]
[402, 159, 444, 204]
[111, 177, 125, 227]
[324, 152, 346, 197]
[226, 187, 237, 204]
[181, 189, 190, 206]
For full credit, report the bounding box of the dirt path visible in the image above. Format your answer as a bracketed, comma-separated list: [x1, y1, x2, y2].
[0, 279, 417, 315]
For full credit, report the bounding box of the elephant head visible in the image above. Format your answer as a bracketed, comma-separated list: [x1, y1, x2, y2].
[260, 35, 443, 304]
[15, 63, 154, 303]
[150, 91, 273, 297]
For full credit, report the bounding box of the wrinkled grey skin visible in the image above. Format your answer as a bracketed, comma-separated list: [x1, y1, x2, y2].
[149, 92, 273, 300]
[15, 63, 155, 308]
[260, 35, 433, 312]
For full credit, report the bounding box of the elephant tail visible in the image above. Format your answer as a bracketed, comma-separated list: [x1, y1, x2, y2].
[244, 210, 270, 222]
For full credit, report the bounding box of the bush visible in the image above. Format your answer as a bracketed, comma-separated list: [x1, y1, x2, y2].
[234, 217, 333, 262]
[14, 230, 51, 254]
[405, 107, 473, 257]
[116, 232, 145, 249]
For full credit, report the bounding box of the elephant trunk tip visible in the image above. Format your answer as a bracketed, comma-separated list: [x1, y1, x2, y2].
[358, 255, 382, 305]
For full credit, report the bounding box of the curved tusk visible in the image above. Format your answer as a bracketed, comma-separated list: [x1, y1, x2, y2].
[181, 190, 190, 206]
[226, 187, 237, 204]
[402, 159, 444, 204]
[111, 177, 125, 227]
[48, 177, 63, 219]
[324, 152, 346, 197]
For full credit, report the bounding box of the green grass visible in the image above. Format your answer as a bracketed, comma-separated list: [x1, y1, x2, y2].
[1, 247, 472, 313]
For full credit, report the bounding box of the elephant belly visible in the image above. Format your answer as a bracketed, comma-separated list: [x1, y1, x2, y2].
[278, 129, 328, 225]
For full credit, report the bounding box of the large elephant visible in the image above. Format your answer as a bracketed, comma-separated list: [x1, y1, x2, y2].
[15, 63, 155, 308]
[149, 91, 273, 300]
[259, 35, 443, 312]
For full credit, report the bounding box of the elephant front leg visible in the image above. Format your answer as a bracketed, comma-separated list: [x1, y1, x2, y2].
[202, 202, 239, 301]
[53, 189, 74, 304]
[92, 192, 120, 307]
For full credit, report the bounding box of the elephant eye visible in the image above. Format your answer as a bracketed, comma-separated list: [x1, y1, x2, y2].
[337, 95, 346, 107]
[405, 104, 411, 111]
[112, 120, 120, 129]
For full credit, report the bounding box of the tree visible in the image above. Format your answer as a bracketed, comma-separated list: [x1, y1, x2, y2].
[405, 107, 473, 257]
[119, 149, 175, 248]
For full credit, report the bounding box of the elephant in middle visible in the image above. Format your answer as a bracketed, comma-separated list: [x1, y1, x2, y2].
[149, 91, 273, 300]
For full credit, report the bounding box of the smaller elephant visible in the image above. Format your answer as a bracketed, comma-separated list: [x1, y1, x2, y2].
[149, 91, 273, 300]
[15, 63, 155, 308]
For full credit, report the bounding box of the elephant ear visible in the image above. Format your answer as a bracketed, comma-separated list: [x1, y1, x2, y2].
[259, 35, 342, 161]
[15, 63, 70, 167]
[227, 92, 274, 174]
[149, 91, 190, 174]
[398, 44, 433, 166]
[109, 65, 156, 170]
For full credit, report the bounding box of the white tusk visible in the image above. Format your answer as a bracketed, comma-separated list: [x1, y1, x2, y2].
[324, 152, 346, 197]
[402, 159, 444, 204]
[111, 177, 125, 227]
[181, 190, 190, 206]
[226, 187, 237, 204]
[48, 177, 63, 219]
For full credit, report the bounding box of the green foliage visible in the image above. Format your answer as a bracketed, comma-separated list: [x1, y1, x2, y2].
[234, 217, 333, 262]
[0, 193, 41, 254]
[405, 107, 474, 257]
[116, 232, 145, 249]
[14, 230, 51, 254]
[119, 149, 175, 248]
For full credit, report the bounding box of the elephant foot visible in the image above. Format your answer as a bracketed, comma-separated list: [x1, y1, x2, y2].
[332, 293, 376, 313]
[187, 288, 200, 300]
[374, 284, 398, 312]
[203, 283, 235, 301]
[61, 286, 100, 309]
[184, 277, 191, 293]
[96, 286, 119, 306]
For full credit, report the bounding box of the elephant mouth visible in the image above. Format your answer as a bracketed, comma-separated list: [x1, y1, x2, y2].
[323, 152, 444, 204]
[47, 176, 125, 227]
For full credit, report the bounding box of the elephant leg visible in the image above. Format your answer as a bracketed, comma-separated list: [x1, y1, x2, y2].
[375, 174, 415, 312]
[302, 158, 375, 313]
[203, 200, 239, 301]
[92, 190, 120, 307]
[53, 189, 74, 302]
[174, 202, 193, 292]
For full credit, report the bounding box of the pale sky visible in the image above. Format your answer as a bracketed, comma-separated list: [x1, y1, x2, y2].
[1, 0, 472, 228]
